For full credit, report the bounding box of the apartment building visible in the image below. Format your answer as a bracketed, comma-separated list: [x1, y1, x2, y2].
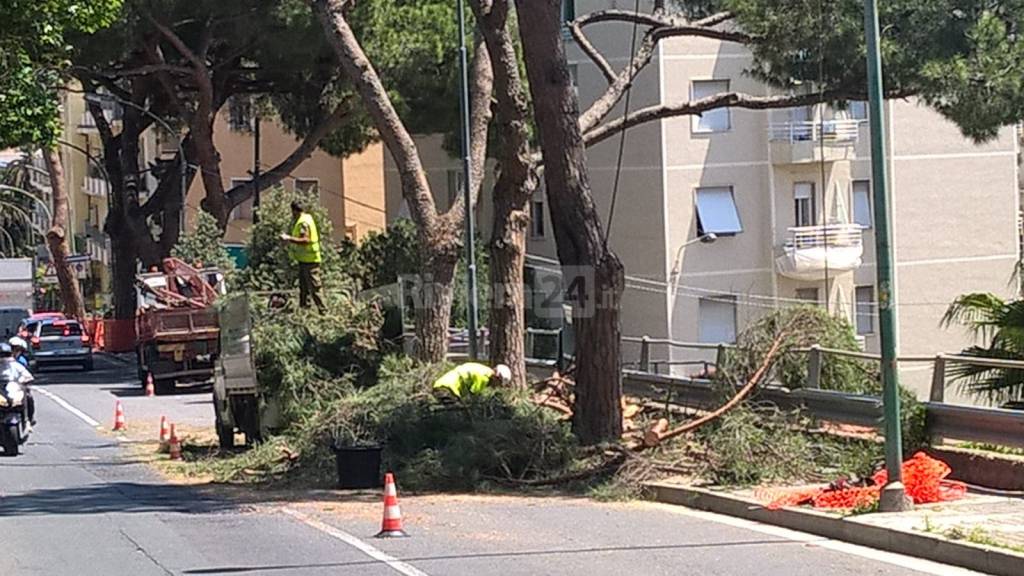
[385, 2, 1020, 400]
[187, 108, 388, 245]
[564, 1, 1019, 400]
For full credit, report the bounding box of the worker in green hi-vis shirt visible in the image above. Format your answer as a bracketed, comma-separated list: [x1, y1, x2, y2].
[433, 363, 512, 399]
[280, 201, 326, 313]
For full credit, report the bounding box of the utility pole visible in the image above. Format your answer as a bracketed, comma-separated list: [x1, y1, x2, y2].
[863, 0, 910, 511]
[456, 0, 480, 359]
[253, 113, 262, 224]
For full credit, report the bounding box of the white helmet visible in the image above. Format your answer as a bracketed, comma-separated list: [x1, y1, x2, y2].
[8, 337, 27, 350]
[494, 364, 512, 384]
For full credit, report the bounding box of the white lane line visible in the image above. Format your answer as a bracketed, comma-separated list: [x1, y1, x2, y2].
[34, 387, 102, 428]
[647, 503, 985, 576]
[282, 508, 430, 576]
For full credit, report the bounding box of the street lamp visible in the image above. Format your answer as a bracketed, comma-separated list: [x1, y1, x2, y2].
[84, 92, 187, 237]
[667, 233, 718, 341]
[863, 0, 909, 511]
[456, 0, 480, 359]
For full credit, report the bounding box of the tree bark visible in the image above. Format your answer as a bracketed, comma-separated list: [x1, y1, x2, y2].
[41, 147, 86, 320]
[414, 232, 459, 362]
[311, 0, 494, 363]
[471, 0, 538, 390]
[515, 0, 624, 444]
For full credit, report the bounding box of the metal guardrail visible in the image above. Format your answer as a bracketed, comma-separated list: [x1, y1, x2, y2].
[621, 336, 1024, 449]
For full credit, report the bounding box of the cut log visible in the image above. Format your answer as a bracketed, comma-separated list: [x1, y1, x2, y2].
[644, 418, 670, 447]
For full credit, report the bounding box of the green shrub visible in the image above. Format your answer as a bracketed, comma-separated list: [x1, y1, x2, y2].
[172, 211, 237, 278]
[721, 306, 878, 394]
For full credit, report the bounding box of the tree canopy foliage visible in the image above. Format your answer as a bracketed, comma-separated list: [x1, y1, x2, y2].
[0, 0, 122, 146]
[669, 0, 1024, 140]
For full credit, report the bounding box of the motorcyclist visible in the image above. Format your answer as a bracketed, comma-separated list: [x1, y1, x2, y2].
[1, 342, 34, 428]
[8, 337, 29, 369]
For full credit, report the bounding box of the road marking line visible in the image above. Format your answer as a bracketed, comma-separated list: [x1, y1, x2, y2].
[282, 508, 429, 576]
[34, 387, 101, 428]
[647, 503, 985, 576]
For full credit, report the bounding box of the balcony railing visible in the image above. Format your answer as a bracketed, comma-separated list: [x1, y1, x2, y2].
[776, 223, 864, 280]
[82, 176, 107, 197]
[768, 119, 862, 144]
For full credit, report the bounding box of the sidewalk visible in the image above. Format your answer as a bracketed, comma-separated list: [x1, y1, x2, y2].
[648, 480, 1024, 576]
[856, 493, 1024, 552]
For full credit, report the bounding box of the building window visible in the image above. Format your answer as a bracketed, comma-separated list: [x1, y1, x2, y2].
[794, 182, 817, 227]
[531, 200, 546, 238]
[446, 169, 465, 207]
[295, 178, 320, 197]
[848, 100, 868, 121]
[795, 288, 820, 303]
[691, 80, 731, 133]
[695, 186, 742, 236]
[562, 0, 575, 22]
[568, 63, 579, 98]
[699, 296, 737, 344]
[855, 285, 876, 335]
[228, 178, 253, 221]
[852, 180, 872, 228]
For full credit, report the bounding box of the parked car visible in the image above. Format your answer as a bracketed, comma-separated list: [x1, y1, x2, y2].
[29, 319, 93, 371]
[17, 312, 65, 339]
[0, 307, 31, 339]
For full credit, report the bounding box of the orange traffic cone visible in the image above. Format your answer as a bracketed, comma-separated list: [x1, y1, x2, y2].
[168, 424, 182, 460]
[113, 401, 126, 431]
[159, 416, 170, 446]
[145, 373, 155, 397]
[375, 472, 408, 538]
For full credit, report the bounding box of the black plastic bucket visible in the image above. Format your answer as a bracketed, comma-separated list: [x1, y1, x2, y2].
[332, 445, 383, 489]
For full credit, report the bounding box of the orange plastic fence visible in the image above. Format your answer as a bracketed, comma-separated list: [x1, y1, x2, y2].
[761, 452, 967, 510]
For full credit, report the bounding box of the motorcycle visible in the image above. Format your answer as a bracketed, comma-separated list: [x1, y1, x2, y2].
[0, 380, 29, 456]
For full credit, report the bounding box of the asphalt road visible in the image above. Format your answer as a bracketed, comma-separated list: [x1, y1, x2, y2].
[0, 355, 986, 576]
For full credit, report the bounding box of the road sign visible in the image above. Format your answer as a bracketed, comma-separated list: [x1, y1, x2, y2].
[42, 254, 91, 284]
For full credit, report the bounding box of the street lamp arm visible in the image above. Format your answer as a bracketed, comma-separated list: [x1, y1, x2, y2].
[0, 185, 53, 225]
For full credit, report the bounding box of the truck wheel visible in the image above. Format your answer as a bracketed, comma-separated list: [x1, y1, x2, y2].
[154, 378, 175, 396]
[217, 424, 235, 450]
[2, 424, 19, 456]
[215, 408, 234, 449]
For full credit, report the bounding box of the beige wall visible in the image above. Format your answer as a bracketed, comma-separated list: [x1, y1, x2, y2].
[185, 112, 385, 245]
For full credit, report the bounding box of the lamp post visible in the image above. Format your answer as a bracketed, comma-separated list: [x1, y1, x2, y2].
[863, 0, 909, 511]
[456, 0, 480, 359]
[667, 233, 717, 341]
[84, 93, 187, 237]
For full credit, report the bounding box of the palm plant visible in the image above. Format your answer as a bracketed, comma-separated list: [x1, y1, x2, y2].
[942, 293, 1024, 404]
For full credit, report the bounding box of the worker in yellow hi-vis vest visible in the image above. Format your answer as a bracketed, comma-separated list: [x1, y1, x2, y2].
[280, 201, 326, 312]
[433, 363, 512, 399]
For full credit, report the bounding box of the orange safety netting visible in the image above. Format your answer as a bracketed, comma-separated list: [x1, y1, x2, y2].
[760, 452, 967, 510]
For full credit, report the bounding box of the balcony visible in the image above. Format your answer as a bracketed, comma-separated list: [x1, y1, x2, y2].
[77, 110, 121, 133]
[776, 223, 864, 281]
[768, 119, 861, 165]
[82, 176, 107, 197]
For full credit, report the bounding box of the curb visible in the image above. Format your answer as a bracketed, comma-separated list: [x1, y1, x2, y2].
[646, 482, 1024, 576]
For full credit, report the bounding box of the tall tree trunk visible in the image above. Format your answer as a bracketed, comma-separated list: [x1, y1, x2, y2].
[414, 236, 459, 362]
[488, 180, 530, 388]
[515, 0, 625, 443]
[471, 0, 539, 390]
[42, 147, 87, 320]
[311, 0, 494, 363]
